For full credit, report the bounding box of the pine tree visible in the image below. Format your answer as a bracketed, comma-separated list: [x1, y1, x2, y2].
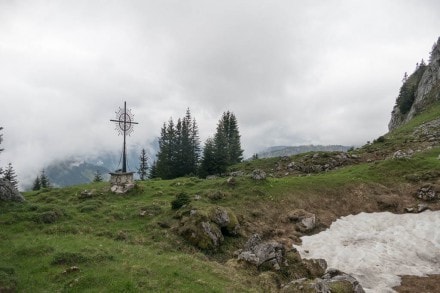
[137, 148, 149, 180]
[3, 162, 18, 189]
[149, 160, 158, 179]
[199, 138, 217, 177]
[204, 111, 244, 175]
[40, 169, 51, 189]
[32, 176, 41, 191]
[93, 170, 103, 182]
[154, 109, 201, 179]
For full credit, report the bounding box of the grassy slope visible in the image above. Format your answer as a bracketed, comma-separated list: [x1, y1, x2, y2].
[1, 105, 440, 292]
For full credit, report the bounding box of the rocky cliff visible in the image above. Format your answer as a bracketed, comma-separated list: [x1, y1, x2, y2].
[389, 37, 440, 130]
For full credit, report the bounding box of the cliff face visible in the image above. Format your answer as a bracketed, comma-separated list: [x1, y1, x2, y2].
[389, 37, 440, 131]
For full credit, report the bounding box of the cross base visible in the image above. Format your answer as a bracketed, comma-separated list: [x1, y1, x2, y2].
[109, 172, 135, 194]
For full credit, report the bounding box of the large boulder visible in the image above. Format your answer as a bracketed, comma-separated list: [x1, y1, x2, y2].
[237, 234, 284, 270]
[237, 234, 326, 278]
[178, 206, 240, 250]
[0, 178, 25, 202]
[314, 268, 365, 293]
[281, 269, 365, 293]
[282, 209, 317, 233]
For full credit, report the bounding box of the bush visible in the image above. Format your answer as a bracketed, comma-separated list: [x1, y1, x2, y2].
[171, 192, 191, 210]
[51, 252, 89, 265]
[374, 136, 386, 143]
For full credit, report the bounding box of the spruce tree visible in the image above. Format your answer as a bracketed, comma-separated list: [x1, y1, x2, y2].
[149, 160, 158, 179]
[204, 111, 244, 175]
[3, 162, 18, 189]
[137, 148, 149, 180]
[154, 109, 201, 179]
[93, 170, 103, 182]
[199, 138, 217, 177]
[40, 169, 51, 189]
[32, 176, 41, 191]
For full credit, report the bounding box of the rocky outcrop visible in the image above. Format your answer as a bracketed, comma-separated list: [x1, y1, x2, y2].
[389, 36, 440, 130]
[0, 178, 25, 202]
[236, 234, 327, 278]
[281, 268, 365, 293]
[273, 152, 359, 176]
[281, 209, 317, 233]
[251, 169, 267, 180]
[177, 206, 240, 250]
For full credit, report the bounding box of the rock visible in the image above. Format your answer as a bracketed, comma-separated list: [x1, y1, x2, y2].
[392, 150, 410, 159]
[252, 169, 267, 180]
[178, 206, 240, 250]
[111, 183, 135, 194]
[194, 194, 201, 200]
[283, 209, 317, 232]
[315, 268, 365, 293]
[0, 178, 25, 202]
[389, 37, 440, 131]
[237, 235, 284, 270]
[415, 184, 439, 201]
[417, 203, 429, 213]
[206, 175, 218, 180]
[78, 189, 95, 199]
[209, 206, 241, 235]
[226, 177, 237, 186]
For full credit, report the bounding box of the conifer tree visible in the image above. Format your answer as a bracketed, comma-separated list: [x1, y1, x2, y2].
[3, 162, 18, 189]
[200, 111, 244, 176]
[93, 170, 103, 182]
[199, 138, 217, 178]
[137, 148, 149, 180]
[32, 176, 41, 191]
[154, 109, 201, 179]
[40, 169, 51, 189]
[149, 160, 158, 179]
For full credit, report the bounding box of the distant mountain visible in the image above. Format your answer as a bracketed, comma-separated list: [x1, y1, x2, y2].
[45, 159, 111, 187]
[257, 145, 352, 158]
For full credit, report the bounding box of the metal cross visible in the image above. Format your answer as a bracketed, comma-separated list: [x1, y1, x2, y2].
[110, 101, 138, 173]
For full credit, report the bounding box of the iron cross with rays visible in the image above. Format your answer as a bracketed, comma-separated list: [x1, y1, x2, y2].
[110, 101, 138, 173]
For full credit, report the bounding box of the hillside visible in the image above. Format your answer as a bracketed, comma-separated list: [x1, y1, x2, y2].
[1, 100, 440, 291]
[2, 38, 440, 293]
[256, 145, 352, 159]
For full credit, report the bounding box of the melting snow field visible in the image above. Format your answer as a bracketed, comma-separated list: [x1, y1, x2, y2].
[293, 210, 440, 292]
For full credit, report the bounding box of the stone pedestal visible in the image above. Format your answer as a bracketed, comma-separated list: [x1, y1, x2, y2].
[109, 172, 135, 194]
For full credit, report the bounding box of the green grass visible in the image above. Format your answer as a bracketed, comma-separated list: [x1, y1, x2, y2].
[2, 104, 440, 291]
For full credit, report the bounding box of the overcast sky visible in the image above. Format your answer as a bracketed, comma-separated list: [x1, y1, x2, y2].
[1, 0, 440, 186]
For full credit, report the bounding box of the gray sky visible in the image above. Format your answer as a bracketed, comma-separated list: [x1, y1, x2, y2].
[1, 0, 440, 186]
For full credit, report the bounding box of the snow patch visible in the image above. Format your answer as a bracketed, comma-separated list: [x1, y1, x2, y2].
[293, 211, 440, 292]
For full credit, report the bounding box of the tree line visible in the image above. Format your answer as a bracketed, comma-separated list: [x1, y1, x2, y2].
[146, 109, 243, 180]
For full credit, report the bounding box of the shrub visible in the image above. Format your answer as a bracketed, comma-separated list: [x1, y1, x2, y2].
[171, 192, 191, 210]
[51, 252, 89, 265]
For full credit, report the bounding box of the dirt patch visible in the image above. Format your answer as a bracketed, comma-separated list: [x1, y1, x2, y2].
[394, 274, 440, 292]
